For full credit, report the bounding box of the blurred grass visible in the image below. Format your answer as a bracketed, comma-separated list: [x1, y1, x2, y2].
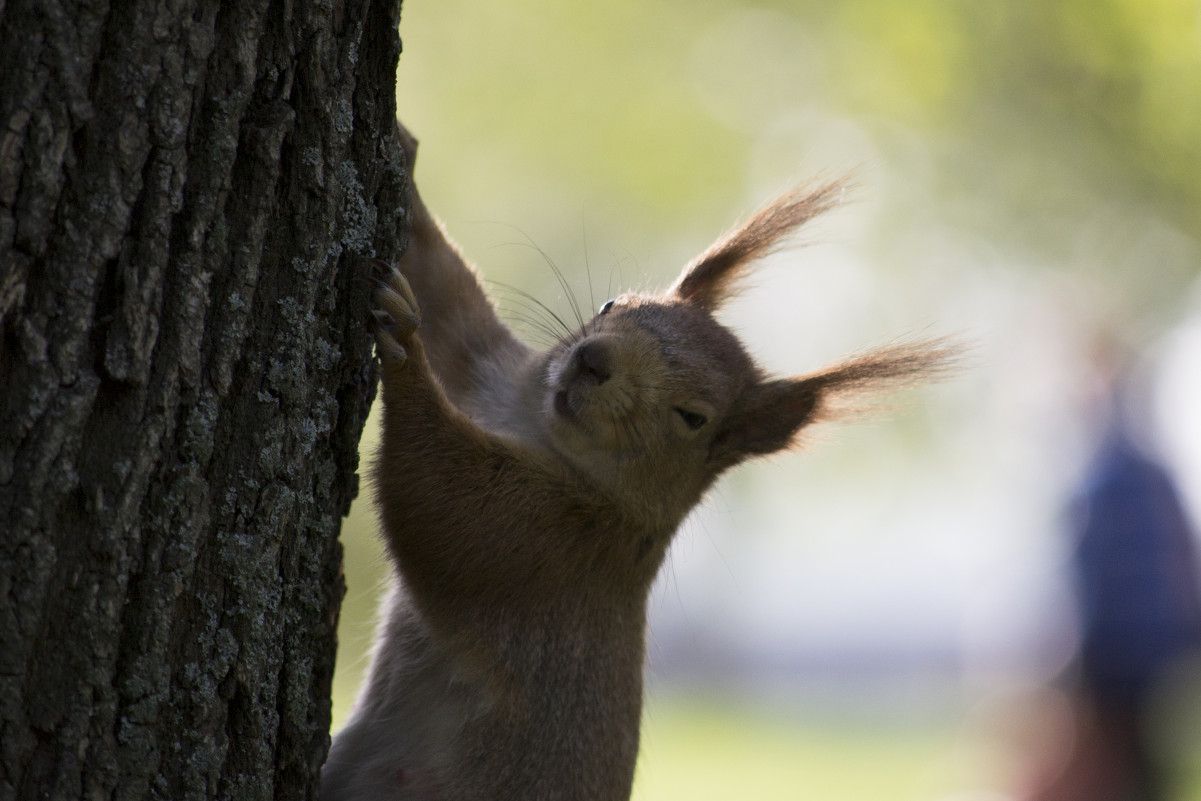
[632, 694, 1201, 801]
[633, 699, 982, 801]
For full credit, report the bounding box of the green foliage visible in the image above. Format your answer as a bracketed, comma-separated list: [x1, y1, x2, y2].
[395, 0, 1201, 318]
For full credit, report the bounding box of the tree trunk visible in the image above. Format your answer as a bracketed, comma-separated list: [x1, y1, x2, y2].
[0, 0, 406, 798]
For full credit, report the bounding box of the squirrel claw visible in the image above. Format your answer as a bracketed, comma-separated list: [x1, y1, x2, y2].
[365, 257, 395, 280]
[373, 268, 421, 364]
[375, 328, 407, 365]
[372, 309, 396, 334]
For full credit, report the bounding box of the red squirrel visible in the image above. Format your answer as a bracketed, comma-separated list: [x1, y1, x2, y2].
[320, 124, 954, 800]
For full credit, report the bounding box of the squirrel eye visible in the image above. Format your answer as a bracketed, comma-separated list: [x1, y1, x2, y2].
[599, 299, 615, 314]
[674, 407, 707, 430]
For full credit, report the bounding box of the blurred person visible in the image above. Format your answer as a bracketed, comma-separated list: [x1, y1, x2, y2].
[1021, 365, 1201, 801]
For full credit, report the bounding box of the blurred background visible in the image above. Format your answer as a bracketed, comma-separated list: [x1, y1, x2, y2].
[333, 1, 1201, 798]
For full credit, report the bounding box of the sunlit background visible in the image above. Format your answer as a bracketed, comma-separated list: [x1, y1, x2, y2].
[332, 1, 1201, 798]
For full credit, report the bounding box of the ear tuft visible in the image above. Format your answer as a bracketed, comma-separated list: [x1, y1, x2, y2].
[709, 337, 961, 469]
[793, 337, 962, 421]
[673, 178, 848, 311]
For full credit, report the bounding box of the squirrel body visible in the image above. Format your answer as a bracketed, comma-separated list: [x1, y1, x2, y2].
[319, 124, 952, 801]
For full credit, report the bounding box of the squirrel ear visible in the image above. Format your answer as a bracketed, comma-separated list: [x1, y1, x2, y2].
[709, 379, 820, 468]
[672, 179, 847, 311]
[709, 339, 959, 468]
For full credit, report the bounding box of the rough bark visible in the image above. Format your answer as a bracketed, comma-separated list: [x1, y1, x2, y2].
[0, 0, 407, 798]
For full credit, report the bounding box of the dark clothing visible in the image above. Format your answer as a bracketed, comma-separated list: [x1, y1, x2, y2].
[1072, 431, 1201, 704]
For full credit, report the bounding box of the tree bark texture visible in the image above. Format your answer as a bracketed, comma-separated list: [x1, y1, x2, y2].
[0, 0, 407, 798]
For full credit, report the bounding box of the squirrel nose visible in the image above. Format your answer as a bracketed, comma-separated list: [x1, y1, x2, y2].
[575, 340, 612, 385]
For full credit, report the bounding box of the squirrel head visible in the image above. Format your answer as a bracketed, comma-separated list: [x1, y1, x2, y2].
[538, 180, 955, 530]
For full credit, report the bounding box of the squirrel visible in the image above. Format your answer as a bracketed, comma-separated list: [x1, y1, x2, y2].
[319, 123, 955, 801]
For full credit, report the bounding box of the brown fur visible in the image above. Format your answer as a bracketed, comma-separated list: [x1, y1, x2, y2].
[673, 179, 846, 310]
[319, 124, 956, 801]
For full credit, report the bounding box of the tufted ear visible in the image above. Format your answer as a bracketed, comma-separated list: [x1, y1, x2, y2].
[672, 179, 847, 311]
[709, 339, 958, 469]
[708, 378, 819, 469]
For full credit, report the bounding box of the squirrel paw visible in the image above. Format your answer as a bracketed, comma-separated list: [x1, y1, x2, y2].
[372, 264, 421, 366]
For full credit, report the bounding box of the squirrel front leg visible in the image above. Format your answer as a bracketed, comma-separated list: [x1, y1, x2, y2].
[393, 122, 530, 408]
[370, 265, 587, 631]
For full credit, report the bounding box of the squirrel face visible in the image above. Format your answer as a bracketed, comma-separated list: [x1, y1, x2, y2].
[541, 294, 758, 521]
[522, 180, 957, 531]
